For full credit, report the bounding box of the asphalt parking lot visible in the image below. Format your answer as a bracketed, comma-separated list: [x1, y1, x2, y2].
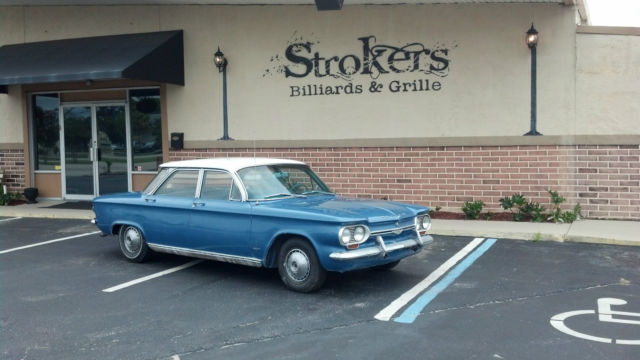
[1, 217, 639, 360]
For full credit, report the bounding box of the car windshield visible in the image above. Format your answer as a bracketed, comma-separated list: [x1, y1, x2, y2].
[238, 165, 332, 200]
[142, 168, 171, 195]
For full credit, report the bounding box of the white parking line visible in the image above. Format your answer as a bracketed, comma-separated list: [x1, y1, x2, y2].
[375, 237, 486, 321]
[0, 217, 22, 222]
[102, 260, 204, 293]
[0, 231, 101, 254]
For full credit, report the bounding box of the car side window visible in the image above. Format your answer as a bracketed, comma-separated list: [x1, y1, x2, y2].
[154, 170, 199, 197]
[201, 170, 241, 201]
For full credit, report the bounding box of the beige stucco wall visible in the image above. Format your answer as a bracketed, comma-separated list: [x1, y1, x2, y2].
[0, 7, 25, 145]
[576, 33, 640, 135]
[161, 4, 578, 141]
[0, 4, 581, 144]
[0, 86, 24, 145]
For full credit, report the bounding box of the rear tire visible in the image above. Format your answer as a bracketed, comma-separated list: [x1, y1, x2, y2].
[118, 225, 151, 263]
[277, 237, 326, 293]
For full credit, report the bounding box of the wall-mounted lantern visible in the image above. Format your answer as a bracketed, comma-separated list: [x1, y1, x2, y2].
[524, 24, 542, 136]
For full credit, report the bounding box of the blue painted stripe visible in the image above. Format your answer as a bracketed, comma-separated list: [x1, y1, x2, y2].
[394, 238, 498, 324]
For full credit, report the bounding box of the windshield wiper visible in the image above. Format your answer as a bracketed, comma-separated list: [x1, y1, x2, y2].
[301, 190, 334, 196]
[264, 193, 301, 199]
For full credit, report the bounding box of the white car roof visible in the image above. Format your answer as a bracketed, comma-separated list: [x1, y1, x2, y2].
[160, 158, 306, 172]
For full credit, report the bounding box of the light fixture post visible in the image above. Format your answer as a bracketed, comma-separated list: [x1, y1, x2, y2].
[524, 24, 542, 136]
[214, 47, 232, 140]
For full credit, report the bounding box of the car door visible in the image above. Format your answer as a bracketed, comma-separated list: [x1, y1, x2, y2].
[142, 169, 200, 248]
[188, 169, 253, 257]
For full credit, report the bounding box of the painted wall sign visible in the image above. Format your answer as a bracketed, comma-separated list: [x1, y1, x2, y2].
[264, 33, 455, 97]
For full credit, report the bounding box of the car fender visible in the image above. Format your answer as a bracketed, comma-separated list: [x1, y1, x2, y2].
[110, 220, 147, 238]
[262, 228, 325, 268]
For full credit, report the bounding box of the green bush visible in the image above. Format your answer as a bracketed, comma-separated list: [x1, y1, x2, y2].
[500, 194, 531, 221]
[0, 191, 19, 206]
[462, 200, 484, 220]
[428, 206, 442, 217]
[547, 190, 581, 223]
[528, 202, 547, 223]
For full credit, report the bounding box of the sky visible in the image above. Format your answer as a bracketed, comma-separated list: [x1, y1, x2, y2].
[586, 0, 640, 27]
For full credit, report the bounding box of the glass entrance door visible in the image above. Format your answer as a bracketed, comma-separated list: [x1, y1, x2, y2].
[62, 103, 130, 200]
[96, 105, 128, 195]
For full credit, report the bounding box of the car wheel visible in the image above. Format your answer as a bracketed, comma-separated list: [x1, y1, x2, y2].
[118, 225, 151, 263]
[374, 259, 401, 271]
[278, 238, 326, 293]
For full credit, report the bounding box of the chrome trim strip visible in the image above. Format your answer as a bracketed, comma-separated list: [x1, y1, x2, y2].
[329, 234, 433, 261]
[147, 243, 263, 267]
[370, 224, 416, 236]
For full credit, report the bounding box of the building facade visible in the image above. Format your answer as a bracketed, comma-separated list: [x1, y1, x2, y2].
[1, 1, 638, 219]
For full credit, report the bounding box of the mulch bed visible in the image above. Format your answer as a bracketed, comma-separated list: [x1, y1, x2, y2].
[430, 211, 517, 221]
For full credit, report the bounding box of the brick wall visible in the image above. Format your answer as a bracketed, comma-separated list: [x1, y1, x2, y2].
[169, 144, 640, 220]
[0, 149, 26, 193]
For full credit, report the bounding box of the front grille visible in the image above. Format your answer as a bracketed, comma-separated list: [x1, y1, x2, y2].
[371, 224, 416, 236]
[370, 226, 417, 244]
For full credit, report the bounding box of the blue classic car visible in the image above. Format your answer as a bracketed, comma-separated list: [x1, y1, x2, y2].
[93, 158, 433, 292]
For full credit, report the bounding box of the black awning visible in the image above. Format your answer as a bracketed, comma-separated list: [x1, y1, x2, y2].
[0, 30, 184, 93]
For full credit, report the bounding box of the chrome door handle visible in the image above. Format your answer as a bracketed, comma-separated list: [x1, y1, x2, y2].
[144, 198, 156, 203]
[192, 201, 205, 207]
[89, 147, 94, 161]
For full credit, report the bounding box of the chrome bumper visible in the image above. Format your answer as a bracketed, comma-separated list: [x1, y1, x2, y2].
[329, 233, 433, 261]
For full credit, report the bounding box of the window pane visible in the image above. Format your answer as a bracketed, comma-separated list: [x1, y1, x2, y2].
[32, 94, 60, 171]
[154, 170, 199, 197]
[201, 171, 234, 200]
[130, 89, 162, 172]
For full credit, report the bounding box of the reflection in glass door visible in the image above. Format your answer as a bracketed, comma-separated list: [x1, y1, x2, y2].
[62, 103, 129, 199]
[97, 106, 128, 194]
[63, 106, 94, 198]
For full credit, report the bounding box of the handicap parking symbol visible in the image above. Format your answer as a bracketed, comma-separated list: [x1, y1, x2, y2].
[550, 298, 640, 345]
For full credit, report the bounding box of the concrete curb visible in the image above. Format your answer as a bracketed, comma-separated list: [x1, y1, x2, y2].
[432, 219, 640, 247]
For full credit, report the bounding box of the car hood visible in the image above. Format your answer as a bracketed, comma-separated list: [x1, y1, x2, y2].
[259, 195, 428, 223]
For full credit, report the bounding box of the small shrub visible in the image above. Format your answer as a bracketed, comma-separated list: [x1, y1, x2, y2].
[529, 202, 546, 223]
[500, 194, 531, 222]
[0, 191, 19, 206]
[548, 189, 566, 223]
[484, 211, 493, 221]
[560, 204, 582, 223]
[428, 206, 442, 217]
[547, 190, 581, 224]
[462, 200, 484, 220]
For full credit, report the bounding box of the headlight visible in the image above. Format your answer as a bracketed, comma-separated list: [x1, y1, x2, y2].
[339, 225, 370, 246]
[340, 228, 353, 244]
[415, 214, 431, 232]
[353, 226, 366, 242]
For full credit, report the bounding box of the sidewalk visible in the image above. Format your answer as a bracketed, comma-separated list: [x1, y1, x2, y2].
[1, 200, 639, 247]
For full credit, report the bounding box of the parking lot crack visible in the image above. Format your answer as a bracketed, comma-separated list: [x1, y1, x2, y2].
[426, 282, 621, 315]
[155, 319, 376, 359]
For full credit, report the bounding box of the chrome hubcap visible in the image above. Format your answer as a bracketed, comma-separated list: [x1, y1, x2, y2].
[124, 227, 141, 254]
[285, 249, 310, 282]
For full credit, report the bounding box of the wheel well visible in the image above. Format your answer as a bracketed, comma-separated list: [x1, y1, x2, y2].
[265, 233, 313, 268]
[111, 224, 123, 236]
[111, 223, 137, 236]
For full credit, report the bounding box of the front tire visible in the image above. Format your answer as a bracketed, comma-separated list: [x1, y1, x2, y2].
[277, 238, 326, 293]
[118, 225, 151, 263]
